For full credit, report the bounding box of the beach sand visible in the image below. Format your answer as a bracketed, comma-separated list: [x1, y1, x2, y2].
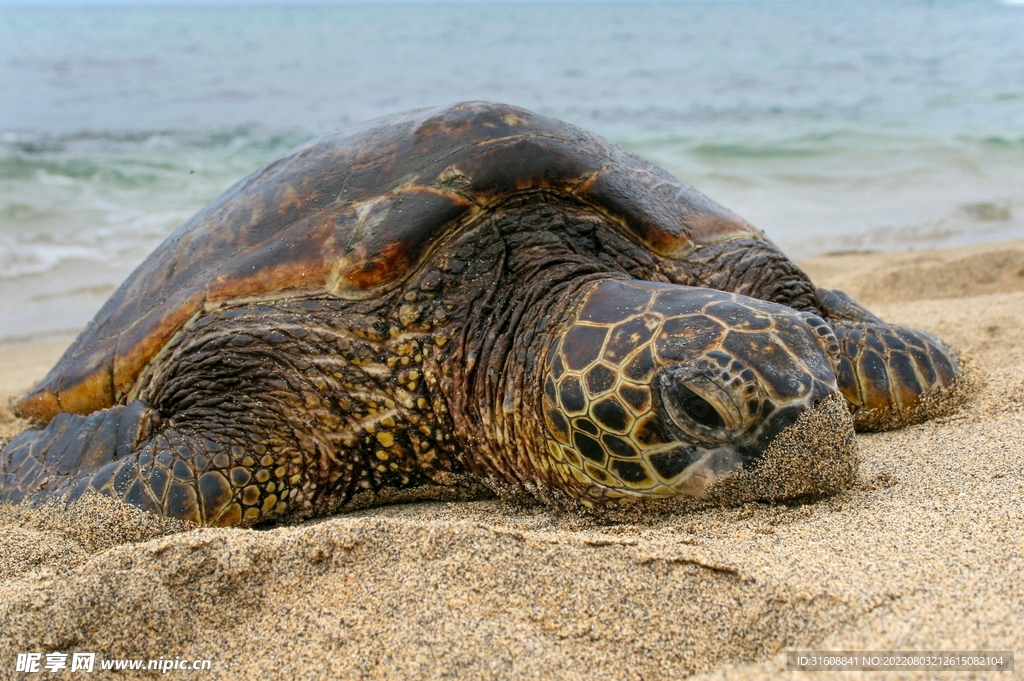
[1, 239, 1022, 680]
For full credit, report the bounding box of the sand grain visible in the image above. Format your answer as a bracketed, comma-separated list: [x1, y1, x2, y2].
[1, 241, 1022, 680]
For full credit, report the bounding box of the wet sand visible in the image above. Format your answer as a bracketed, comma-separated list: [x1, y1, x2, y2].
[1, 239, 1022, 680]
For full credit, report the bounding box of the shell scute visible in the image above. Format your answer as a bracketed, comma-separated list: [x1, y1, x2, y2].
[54, 338, 116, 415]
[436, 136, 594, 203]
[16, 101, 762, 423]
[335, 186, 474, 297]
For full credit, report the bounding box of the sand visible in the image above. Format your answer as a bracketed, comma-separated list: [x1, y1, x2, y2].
[1, 239, 1022, 680]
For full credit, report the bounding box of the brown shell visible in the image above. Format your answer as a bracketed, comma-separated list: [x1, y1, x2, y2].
[16, 101, 761, 423]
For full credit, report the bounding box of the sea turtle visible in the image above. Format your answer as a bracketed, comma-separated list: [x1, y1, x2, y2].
[0, 102, 960, 526]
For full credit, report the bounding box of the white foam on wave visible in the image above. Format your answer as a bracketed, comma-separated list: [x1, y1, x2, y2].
[2, 0, 1023, 340]
[0, 134, 249, 341]
[0, 240, 104, 279]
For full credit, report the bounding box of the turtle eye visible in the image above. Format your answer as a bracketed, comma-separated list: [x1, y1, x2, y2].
[677, 386, 725, 430]
[655, 367, 742, 444]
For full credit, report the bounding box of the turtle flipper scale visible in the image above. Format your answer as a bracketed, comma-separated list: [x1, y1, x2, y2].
[0, 397, 299, 527]
[1, 400, 233, 525]
[816, 288, 961, 431]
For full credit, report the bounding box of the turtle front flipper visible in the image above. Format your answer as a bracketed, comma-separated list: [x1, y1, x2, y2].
[1, 320, 347, 527]
[0, 400, 264, 526]
[815, 288, 962, 431]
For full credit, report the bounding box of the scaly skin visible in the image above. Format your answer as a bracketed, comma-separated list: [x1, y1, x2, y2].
[537, 280, 840, 507]
[650, 236, 961, 430]
[0, 182, 959, 525]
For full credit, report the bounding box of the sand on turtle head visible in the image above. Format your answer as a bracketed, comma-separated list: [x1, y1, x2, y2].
[575, 392, 860, 523]
[702, 392, 859, 504]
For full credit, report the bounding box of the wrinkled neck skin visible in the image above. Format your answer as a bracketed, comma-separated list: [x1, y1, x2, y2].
[436, 219, 610, 501]
[430, 193, 665, 501]
[449, 281, 590, 500]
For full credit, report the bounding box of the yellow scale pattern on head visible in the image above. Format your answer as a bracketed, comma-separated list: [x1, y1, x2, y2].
[542, 284, 681, 500]
[540, 280, 841, 503]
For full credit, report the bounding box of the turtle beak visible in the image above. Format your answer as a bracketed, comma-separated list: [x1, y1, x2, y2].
[732, 311, 845, 470]
[689, 392, 859, 504]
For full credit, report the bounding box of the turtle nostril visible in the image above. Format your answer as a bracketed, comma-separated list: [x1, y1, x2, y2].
[679, 388, 725, 430]
[755, 406, 803, 450]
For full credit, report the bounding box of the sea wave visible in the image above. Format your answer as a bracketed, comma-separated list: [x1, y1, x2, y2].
[3, 0, 1024, 342]
[1, 122, 1022, 343]
[0, 127, 309, 280]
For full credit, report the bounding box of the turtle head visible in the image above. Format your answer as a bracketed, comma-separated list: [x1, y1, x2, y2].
[541, 279, 850, 506]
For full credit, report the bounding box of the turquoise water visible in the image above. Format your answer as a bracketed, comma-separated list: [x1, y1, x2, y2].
[2, 0, 1023, 342]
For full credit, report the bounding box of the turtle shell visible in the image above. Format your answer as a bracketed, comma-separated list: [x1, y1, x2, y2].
[16, 101, 761, 423]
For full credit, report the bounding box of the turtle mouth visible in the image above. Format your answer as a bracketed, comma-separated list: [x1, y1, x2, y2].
[656, 393, 859, 501]
[647, 443, 745, 496]
[648, 362, 830, 496]
[644, 401, 832, 497]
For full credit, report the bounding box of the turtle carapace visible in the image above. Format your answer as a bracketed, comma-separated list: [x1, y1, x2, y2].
[0, 102, 960, 525]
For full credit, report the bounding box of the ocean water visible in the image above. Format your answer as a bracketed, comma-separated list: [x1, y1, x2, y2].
[1, 0, 1023, 343]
